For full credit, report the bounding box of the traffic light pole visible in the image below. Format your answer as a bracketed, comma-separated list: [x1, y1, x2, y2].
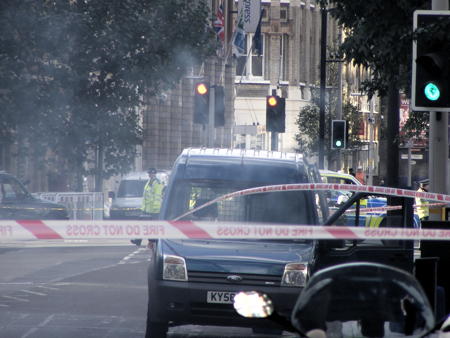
[429, 0, 449, 220]
[271, 132, 278, 151]
[208, 86, 215, 147]
[319, 7, 327, 169]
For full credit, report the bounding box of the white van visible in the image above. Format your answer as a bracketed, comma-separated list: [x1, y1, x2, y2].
[109, 171, 169, 219]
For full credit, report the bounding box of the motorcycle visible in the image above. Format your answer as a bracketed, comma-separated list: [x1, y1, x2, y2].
[233, 262, 450, 337]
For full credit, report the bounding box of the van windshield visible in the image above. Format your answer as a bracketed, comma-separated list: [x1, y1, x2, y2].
[117, 180, 147, 198]
[168, 180, 317, 224]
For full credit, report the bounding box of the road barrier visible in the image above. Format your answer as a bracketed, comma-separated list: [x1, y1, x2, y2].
[33, 192, 104, 220]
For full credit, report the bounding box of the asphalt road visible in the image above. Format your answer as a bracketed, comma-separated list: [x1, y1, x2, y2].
[0, 242, 298, 338]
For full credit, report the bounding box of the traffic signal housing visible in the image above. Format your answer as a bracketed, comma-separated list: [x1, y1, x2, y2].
[266, 95, 285, 133]
[194, 82, 209, 124]
[412, 10, 450, 112]
[331, 120, 346, 149]
[214, 85, 225, 127]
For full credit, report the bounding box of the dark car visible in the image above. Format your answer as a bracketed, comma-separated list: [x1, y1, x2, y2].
[0, 171, 69, 220]
[145, 148, 329, 337]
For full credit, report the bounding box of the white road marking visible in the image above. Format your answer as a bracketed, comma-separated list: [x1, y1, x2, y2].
[0, 282, 33, 285]
[0, 303, 9, 307]
[35, 285, 59, 291]
[21, 313, 55, 338]
[20, 289, 47, 296]
[118, 247, 148, 264]
[2, 295, 29, 302]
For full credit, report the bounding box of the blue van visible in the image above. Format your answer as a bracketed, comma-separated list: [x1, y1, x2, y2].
[145, 148, 328, 337]
[145, 148, 417, 337]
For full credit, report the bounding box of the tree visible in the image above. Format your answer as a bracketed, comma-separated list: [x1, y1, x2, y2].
[295, 88, 361, 161]
[319, 0, 429, 187]
[0, 0, 216, 190]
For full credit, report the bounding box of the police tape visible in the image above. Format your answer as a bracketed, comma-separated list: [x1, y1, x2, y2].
[2, 220, 450, 241]
[342, 202, 446, 214]
[2, 183, 450, 242]
[175, 183, 450, 220]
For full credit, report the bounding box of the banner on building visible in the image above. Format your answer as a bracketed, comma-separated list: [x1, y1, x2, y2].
[238, 0, 261, 33]
[400, 93, 410, 131]
[232, 9, 246, 56]
[232, 0, 261, 56]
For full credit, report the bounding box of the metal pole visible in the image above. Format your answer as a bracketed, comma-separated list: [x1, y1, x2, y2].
[407, 142, 412, 188]
[367, 97, 375, 186]
[208, 86, 215, 147]
[429, 0, 449, 220]
[271, 132, 278, 151]
[319, 8, 327, 169]
[336, 30, 343, 171]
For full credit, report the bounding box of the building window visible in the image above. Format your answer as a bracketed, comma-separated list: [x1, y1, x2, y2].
[236, 34, 265, 80]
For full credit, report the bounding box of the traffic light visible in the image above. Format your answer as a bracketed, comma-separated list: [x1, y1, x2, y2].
[193, 82, 209, 124]
[266, 95, 285, 133]
[412, 10, 450, 112]
[331, 120, 346, 149]
[214, 85, 225, 127]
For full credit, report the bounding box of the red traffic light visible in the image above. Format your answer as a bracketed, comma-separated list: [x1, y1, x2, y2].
[267, 96, 278, 107]
[195, 82, 209, 96]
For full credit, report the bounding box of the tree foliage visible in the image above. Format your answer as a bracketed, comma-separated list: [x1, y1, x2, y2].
[295, 88, 362, 156]
[0, 0, 216, 189]
[320, 0, 428, 98]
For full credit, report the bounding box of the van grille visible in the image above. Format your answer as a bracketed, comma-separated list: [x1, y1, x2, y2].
[187, 271, 281, 286]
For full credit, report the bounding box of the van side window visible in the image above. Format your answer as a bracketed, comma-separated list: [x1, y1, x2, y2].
[172, 181, 315, 224]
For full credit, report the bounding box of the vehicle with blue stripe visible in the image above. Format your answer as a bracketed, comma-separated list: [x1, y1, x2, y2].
[320, 170, 420, 228]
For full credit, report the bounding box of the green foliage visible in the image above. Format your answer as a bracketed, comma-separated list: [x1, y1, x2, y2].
[401, 110, 429, 140]
[319, 0, 428, 98]
[0, 0, 216, 189]
[295, 88, 362, 155]
[316, 0, 439, 154]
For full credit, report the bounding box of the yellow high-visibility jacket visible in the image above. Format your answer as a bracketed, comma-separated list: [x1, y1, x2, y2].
[141, 178, 164, 214]
[415, 187, 429, 220]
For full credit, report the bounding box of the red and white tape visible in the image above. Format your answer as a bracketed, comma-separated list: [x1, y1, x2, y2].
[1, 184, 450, 242]
[1, 220, 450, 241]
[175, 183, 450, 220]
[342, 202, 446, 214]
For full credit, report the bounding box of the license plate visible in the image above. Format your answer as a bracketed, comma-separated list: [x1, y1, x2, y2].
[207, 291, 236, 304]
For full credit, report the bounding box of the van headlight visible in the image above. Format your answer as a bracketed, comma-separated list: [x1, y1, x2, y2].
[163, 255, 188, 281]
[281, 263, 308, 287]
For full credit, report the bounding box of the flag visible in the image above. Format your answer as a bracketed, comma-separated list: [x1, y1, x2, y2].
[214, 1, 225, 44]
[214, 1, 225, 57]
[238, 0, 261, 33]
[232, 4, 246, 57]
[252, 9, 263, 56]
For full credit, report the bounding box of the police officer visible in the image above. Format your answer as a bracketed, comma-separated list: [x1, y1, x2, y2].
[415, 179, 429, 221]
[141, 167, 164, 218]
[131, 168, 164, 246]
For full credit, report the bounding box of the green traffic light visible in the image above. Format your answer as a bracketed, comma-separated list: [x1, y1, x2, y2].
[335, 140, 342, 147]
[424, 82, 440, 101]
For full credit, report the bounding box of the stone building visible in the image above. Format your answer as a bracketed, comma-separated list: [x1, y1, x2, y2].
[140, 0, 340, 171]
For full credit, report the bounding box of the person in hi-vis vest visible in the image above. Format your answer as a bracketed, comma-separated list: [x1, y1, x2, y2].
[131, 168, 164, 247]
[141, 167, 164, 218]
[415, 179, 429, 221]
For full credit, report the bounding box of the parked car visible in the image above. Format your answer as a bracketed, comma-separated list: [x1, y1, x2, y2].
[145, 149, 417, 338]
[0, 171, 69, 220]
[109, 170, 169, 220]
[320, 169, 420, 228]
